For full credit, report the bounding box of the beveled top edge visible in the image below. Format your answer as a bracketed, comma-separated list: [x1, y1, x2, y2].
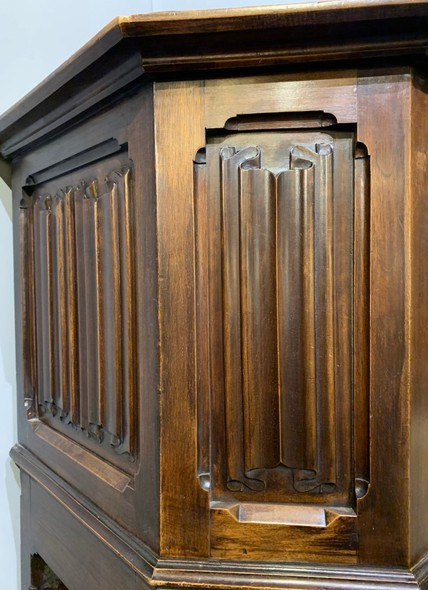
[119, 0, 428, 30]
[116, 0, 428, 40]
[0, 0, 427, 154]
[0, 18, 123, 138]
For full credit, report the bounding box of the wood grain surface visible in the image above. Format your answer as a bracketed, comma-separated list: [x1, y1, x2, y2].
[2, 3, 428, 589]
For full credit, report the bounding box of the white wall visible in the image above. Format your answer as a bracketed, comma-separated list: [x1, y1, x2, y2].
[0, 0, 308, 587]
[0, 175, 19, 590]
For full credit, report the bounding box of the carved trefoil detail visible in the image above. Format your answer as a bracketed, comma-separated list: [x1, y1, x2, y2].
[195, 130, 369, 506]
[20, 164, 137, 459]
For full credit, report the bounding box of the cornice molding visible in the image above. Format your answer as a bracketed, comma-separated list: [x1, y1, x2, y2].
[0, 1, 427, 158]
[0, 0, 428, 158]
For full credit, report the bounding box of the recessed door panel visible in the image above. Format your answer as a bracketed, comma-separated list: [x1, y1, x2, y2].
[194, 127, 370, 562]
[20, 152, 138, 471]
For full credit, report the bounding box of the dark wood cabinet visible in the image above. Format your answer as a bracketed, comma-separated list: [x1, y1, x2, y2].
[1, 2, 428, 588]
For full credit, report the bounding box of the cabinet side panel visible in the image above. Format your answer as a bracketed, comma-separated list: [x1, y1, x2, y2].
[12, 96, 162, 542]
[356, 73, 411, 566]
[410, 74, 428, 566]
[155, 81, 210, 557]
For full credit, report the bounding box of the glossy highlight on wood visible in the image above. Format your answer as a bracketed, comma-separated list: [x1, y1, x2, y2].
[2, 2, 428, 588]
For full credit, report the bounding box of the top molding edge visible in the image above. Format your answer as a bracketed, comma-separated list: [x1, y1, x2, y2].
[118, 0, 428, 34]
[0, 0, 427, 156]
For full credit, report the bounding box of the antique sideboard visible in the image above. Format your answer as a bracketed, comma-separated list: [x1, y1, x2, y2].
[1, 1, 428, 588]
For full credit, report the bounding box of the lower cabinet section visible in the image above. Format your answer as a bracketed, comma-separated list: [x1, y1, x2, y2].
[17, 451, 153, 590]
[15, 446, 428, 590]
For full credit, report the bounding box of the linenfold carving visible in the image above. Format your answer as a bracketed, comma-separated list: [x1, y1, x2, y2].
[195, 131, 369, 503]
[220, 142, 338, 495]
[21, 165, 137, 459]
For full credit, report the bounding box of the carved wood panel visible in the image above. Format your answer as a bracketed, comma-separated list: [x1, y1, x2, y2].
[20, 155, 137, 462]
[195, 128, 370, 510]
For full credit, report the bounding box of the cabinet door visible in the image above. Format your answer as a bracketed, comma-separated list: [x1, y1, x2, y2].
[194, 127, 370, 564]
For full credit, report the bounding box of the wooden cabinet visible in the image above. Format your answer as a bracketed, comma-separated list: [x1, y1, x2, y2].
[1, 2, 428, 588]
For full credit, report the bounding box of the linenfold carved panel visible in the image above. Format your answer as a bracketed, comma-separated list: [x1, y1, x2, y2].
[20, 158, 137, 460]
[195, 130, 369, 507]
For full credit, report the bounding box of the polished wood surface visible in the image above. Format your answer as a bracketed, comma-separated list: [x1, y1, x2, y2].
[1, 2, 428, 589]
